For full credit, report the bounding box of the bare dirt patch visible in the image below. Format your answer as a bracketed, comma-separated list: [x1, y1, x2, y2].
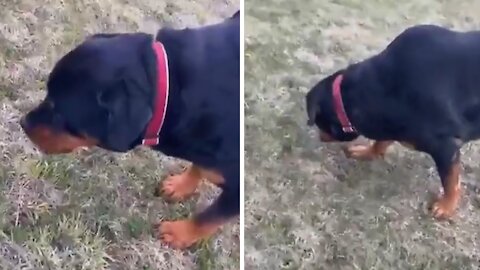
[0, 1, 239, 269]
[245, 0, 480, 269]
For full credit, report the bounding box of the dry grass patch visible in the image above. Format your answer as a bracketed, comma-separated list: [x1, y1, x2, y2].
[245, 0, 480, 269]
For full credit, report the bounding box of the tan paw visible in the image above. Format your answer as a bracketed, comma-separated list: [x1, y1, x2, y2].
[157, 220, 199, 249]
[343, 144, 380, 160]
[155, 219, 219, 249]
[431, 197, 457, 219]
[161, 172, 199, 201]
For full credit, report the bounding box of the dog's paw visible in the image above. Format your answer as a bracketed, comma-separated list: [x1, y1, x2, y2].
[156, 220, 199, 249]
[161, 171, 200, 201]
[343, 144, 380, 160]
[155, 219, 219, 249]
[431, 196, 458, 219]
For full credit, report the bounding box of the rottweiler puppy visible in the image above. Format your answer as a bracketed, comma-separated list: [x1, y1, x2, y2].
[21, 11, 240, 249]
[306, 24, 480, 219]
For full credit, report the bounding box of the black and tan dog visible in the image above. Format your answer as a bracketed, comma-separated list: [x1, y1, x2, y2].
[21, 11, 240, 248]
[306, 24, 480, 219]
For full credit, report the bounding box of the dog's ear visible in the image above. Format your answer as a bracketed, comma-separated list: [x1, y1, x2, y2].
[97, 79, 152, 152]
[306, 91, 320, 126]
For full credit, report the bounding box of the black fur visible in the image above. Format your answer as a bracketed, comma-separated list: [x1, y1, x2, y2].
[24, 11, 240, 225]
[306, 24, 480, 206]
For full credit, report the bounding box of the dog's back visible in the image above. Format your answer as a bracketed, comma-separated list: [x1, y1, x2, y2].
[357, 25, 480, 141]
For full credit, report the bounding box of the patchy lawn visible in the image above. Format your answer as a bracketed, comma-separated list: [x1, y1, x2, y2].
[245, 0, 480, 269]
[0, 1, 238, 269]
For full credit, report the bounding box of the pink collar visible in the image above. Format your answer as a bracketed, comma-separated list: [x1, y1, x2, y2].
[142, 41, 170, 146]
[332, 74, 356, 133]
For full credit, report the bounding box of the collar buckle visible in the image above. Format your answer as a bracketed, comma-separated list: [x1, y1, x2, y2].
[342, 126, 355, 133]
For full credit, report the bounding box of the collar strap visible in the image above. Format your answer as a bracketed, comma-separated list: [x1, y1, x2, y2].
[142, 41, 170, 146]
[332, 74, 356, 133]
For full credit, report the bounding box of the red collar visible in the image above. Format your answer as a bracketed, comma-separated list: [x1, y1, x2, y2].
[332, 74, 356, 133]
[142, 41, 169, 146]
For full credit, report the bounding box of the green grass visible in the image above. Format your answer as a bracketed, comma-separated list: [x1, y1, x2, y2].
[0, 0, 239, 269]
[245, 0, 480, 269]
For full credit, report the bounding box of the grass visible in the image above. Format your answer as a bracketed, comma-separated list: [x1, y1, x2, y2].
[0, 0, 239, 269]
[245, 0, 480, 269]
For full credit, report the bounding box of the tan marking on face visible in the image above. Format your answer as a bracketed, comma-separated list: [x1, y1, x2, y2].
[25, 126, 97, 154]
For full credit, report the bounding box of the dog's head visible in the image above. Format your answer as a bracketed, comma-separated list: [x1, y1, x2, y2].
[21, 33, 157, 154]
[306, 72, 359, 142]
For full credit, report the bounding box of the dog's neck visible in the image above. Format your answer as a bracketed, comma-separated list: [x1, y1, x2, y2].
[337, 60, 394, 140]
[125, 29, 188, 149]
[139, 28, 197, 151]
